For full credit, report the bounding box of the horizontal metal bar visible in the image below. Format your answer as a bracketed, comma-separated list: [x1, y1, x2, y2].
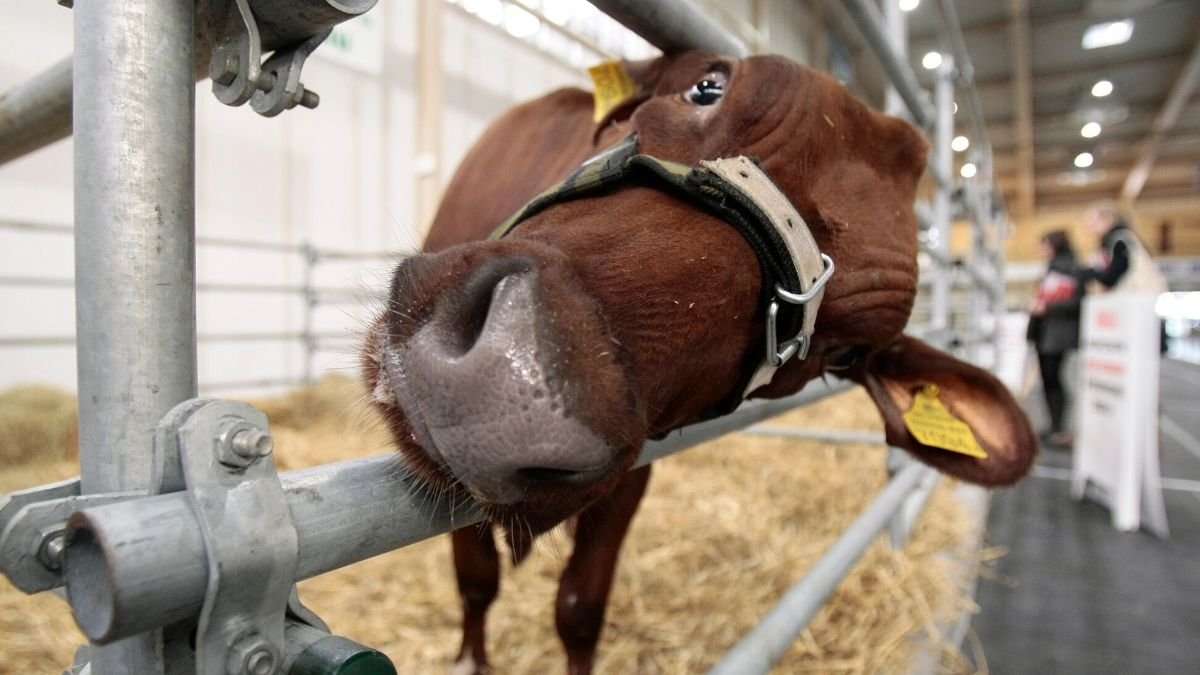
[708, 462, 933, 674]
[0, 332, 357, 348]
[0, 275, 74, 288]
[0, 335, 76, 347]
[0, 219, 74, 235]
[636, 379, 854, 467]
[0, 58, 73, 166]
[742, 426, 886, 445]
[313, 249, 404, 262]
[59, 378, 853, 641]
[198, 377, 309, 392]
[585, 0, 748, 57]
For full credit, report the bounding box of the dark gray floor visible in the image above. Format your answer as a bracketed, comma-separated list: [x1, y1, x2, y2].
[970, 357, 1200, 675]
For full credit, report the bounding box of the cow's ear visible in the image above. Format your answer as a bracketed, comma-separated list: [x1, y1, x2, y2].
[846, 335, 1037, 486]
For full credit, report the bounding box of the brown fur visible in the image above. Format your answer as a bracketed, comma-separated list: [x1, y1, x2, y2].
[362, 52, 1035, 673]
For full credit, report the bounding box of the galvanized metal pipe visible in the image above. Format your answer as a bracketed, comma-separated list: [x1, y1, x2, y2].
[0, 0, 378, 167]
[73, 1, 197, 670]
[929, 60, 955, 332]
[0, 57, 73, 166]
[841, 0, 934, 129]
[707, 462, 933, 675]
[74, 0, 198, 495]
[61, 379, 851, 643]
[586, 0, 749, 57]
[935, 0, 991, 167]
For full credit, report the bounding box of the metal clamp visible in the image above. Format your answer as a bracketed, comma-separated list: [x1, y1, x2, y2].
[173, 399, 299, 675]
[210, 0, 325, 115]
[765, 253, 835, 367]
[0, 477, 138, 594]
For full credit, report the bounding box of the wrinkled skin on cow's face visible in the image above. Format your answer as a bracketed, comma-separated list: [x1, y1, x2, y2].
[364, 52, 1035, 536]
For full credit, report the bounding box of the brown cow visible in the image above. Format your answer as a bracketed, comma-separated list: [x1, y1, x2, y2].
[363, 51, 1035, 674]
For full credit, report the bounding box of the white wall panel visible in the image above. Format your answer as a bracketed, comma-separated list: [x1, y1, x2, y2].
[2, 2, 603, 395]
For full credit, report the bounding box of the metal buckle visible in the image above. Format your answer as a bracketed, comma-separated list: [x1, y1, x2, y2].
[773, 253, 836, 305]
[765, 254, 835, 367]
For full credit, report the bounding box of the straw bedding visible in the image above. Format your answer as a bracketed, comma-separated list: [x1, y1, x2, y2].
[1, 376, 982, 674]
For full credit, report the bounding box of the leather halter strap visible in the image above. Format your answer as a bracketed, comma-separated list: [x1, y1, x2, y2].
[489, 134, 834, 417]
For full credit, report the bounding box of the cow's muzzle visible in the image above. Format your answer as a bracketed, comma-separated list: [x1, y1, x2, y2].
[376, 251, 632, 506]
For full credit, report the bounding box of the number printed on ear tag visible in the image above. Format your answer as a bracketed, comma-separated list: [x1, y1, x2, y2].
[902, 384, 988, 459]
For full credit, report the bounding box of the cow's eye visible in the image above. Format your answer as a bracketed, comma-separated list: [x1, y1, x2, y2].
[687, 74, 726, 105]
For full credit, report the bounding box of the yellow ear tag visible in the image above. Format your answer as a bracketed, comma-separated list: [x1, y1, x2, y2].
[902, 385, 988, 459]
[588, 60, 639, 123]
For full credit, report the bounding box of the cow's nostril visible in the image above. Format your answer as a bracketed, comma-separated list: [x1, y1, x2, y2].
[517, 462, 613, 487]
[434, 256, 534, 356]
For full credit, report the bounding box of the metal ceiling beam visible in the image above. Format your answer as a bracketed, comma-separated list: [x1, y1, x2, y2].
[1008, 0, 1036, 217]
[910, 0, 1196, 43]
[973, 50, 1189, 95]
[1119, 29, 1200, 204]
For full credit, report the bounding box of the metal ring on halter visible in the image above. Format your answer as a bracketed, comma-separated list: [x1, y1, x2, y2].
[765, 254, 835, 368]
[765, 300, 812, 367]
[774, 253, 836, 305]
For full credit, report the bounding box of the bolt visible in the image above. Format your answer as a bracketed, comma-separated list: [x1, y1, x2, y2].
[255, 70, 277, 92]
[38, 531, 65, 572]
[217, 421, 274, 469]
[214, 50, 240, 87]
[244, 648, 274, 675]
[298, 89, 320, 109]
[231, 428, 274, 460]
[227, 633, 276, 675]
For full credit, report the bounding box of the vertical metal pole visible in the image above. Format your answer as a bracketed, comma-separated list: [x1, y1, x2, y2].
[74, 1, 196, 671]
[930, 59, 955, 333]
[882, 0, 907, 118]
[302, 242, 317, 385]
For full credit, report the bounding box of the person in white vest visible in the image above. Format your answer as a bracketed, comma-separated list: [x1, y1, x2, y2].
[1080, 201, 1169, 354]
[1080, 201, 1168, 295]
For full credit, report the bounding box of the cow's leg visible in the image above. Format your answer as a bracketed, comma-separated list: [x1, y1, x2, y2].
[452, 524, 500, 675]
[555, 465, 651, 675]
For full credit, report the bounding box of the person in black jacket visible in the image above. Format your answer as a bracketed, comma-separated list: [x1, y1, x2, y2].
[1027, 230, 1083, 446]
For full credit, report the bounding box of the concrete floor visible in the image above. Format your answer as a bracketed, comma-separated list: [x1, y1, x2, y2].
[969, 357, 1200, 674]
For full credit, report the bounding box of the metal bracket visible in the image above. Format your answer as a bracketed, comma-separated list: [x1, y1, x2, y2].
[209, 0, 325, 115]
[252, 29, 330, 117]
[174, 399, 299, 675]
[0, 478, 139, 594]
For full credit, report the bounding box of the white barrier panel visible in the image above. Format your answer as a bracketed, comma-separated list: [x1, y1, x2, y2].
[994, 311, 1032, 394]
[1071, 293, 1168, 537]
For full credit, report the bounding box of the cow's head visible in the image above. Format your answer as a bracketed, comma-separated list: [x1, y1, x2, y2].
[364, 52, 1035, 534]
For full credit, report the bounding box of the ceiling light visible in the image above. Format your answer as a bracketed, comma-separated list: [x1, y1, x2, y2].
[1074, 152, 1094, 168]
[922, 51, 943, 70]
[951, 135, 970, 152]
[899, 0, 920, 11]
[960, 162, 977, 178]
[1081, 122, 1102, 138]
[1082, 20, 1134, 50]
[953, 101, 959, 114]
[1091, 79, 1113, 97]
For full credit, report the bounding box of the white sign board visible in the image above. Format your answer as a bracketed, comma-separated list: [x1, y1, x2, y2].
[1071, 293, 1168, 537]
[994, 312, 1032, 394]
[314, 9, 384, 75]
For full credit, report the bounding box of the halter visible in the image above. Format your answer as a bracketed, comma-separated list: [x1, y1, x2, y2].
[489, 134, 834, 417]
